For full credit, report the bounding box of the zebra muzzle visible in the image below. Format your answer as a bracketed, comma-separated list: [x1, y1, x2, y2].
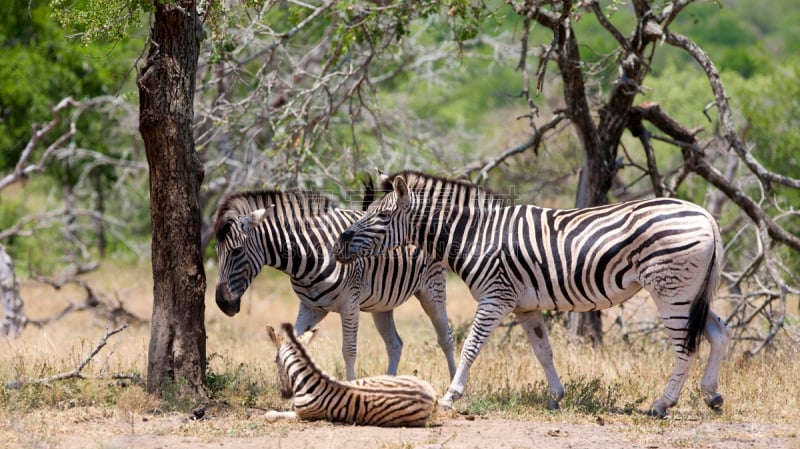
[215, 283, 241, 316]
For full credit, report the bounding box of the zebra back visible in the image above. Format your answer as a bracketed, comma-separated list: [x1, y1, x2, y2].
[268, 322, 437, 427]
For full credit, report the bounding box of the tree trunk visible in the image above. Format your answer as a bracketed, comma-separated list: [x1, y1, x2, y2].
[568, 130, 618, 344]
[137, 0, 207, 399]
[550, 11, 612, 345]
[1, 244, 26, 339]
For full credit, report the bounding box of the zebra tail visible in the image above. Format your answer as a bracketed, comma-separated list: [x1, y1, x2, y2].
[685, 225, 722, 354]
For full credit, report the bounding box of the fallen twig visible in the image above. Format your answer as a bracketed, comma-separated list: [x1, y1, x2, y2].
[10, 324, 135, 388]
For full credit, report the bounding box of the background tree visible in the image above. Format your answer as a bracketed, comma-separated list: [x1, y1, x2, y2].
[4, 0, 208, 398]
[136, 0, 207, 397]
[189, 0, 799, 346]
[2, 0, 798, 389]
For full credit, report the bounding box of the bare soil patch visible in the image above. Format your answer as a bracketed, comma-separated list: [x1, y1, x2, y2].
[4, 406, 798, 449]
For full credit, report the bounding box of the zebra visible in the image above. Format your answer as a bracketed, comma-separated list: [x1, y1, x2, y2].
[334, 170, 731, 417]
[213, 186, 456, 381]
[265, 322, 437, 427]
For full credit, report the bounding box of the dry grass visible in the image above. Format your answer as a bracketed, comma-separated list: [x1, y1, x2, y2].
[1, 263, 799, 448]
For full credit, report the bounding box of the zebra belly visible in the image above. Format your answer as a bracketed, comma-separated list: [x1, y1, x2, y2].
[354, 274, 423, 313]
[357, 293, 415, 313]
[513, 278, 642, 313]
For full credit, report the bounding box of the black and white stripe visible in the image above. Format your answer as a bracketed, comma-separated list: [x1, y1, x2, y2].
[266, 323, 437, 427]
[335, 170, 731, 417]
[214, 188, 456, 381]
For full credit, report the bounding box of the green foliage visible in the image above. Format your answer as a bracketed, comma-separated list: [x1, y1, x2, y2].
[728, 62, 800, 279]
[0, 0, 137, 169]
[0, 0, 147, 268]
[732, 64, 800, 180]
[50, 0, 151, 44]
[664, 0, 799, 78]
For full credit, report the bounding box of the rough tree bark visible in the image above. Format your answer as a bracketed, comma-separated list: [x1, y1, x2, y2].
[137, 0, 207, 398]
[0, 244, 26, 339]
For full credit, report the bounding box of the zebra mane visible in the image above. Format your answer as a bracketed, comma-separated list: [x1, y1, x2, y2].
[379, 170, 511, 208]
[360, 173, 377, 211]
[213, 189, 335, 243]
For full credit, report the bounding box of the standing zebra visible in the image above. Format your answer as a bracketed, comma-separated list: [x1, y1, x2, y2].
[214, 187, 456, 381]
[266, 322, 437, 427]
[334, 170, 731, 417]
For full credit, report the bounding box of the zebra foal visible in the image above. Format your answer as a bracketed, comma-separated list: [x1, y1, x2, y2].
[213, 187, 456, 381]
[334, 170, 731, 417]
[266, 323, 437, 427]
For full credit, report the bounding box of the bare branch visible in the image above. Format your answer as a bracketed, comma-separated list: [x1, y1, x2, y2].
[20, 324, 131, 386]
[473, 112, 567, 182]
[585, 1, 633, 54]
[661, 30, 800, 192]
[0, 208, 130, 242]
[24, 266, 147, 329]
[0, 97, 79, 192]
[628, 104, 664, 196]
[630, 102, 800, 253]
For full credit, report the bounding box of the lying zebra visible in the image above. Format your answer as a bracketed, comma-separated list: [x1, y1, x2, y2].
[265, 323, 437, 427]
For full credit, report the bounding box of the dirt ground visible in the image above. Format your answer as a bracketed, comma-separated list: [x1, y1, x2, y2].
[6, 407, 798, 449]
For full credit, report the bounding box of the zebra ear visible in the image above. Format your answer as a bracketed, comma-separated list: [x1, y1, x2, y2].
[297, 327, 319, 347]
[393, 176, 410, 209]
[376, 167, 389, 184]
[241, 205, 274, 233]
[266, 325, 281, 349]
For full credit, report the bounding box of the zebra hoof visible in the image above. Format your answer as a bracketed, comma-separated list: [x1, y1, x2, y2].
[649, 398, 673, 418]
[704, 392, 724, 410]
[439, 397, 454, 410]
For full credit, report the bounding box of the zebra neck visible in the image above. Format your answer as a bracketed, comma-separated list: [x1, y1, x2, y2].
[285, 343, 343, 397]
[265, 210, 355, 279]
[411, 205, 491, 273]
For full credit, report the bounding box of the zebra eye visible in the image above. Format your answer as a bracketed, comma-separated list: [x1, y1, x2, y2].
[230, 247, 243, 257]
[376, 210, 392, 219]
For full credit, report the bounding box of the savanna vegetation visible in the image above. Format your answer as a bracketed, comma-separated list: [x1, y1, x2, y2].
[1, 0, 799, 447]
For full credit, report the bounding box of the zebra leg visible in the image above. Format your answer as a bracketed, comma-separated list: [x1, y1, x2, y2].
[340, 302, 361, 380]
[441, 299, 515, 410]
[516, 310, 565, 410]
[700, 310, 731, 410]
[652, 350, 697, 417]
[295, 303, 329, 334]
[651, 298, 699, 417]
[371, 310, 403, 376]
[265, 410, 298, 422]
[415, 285, 457, 380]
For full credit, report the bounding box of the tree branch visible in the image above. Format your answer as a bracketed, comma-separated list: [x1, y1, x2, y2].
[474, 112, 567, 182]
[18, 324, 132, 386]
[661, 30, 800, 192]
[629, 102, 800, 254]
[0, 97, 79, 192]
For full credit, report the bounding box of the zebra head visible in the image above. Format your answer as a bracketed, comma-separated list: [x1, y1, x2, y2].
[214, 205, 273, 316]
[334, 175, 412, 264]
[267, 323, 319, 399]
